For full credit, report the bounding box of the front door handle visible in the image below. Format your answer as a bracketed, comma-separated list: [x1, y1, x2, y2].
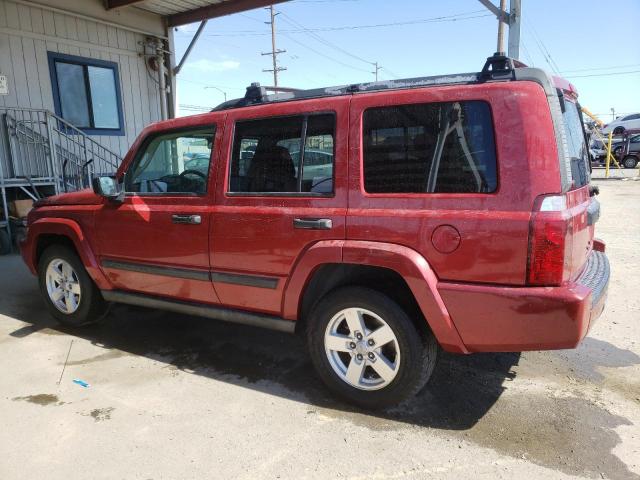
[293, 218, 332, 230]
[172, 214, 202, 225]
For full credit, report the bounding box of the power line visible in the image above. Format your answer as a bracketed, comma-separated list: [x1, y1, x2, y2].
[381, 66, 400, 79]
[520, 40, 535, 66]
[202, 11, 493, 37]
[278, 10, 404, 81]
[278, 11, 375, 66]
[179, 78, 246, 90]
[524, 19, 560, 75]
[238, 13, 264, 23]
[281, 32, 372, 74]
[565, 70, 640, 79]
[560, 63, 640, 74]
[278, 10, 383, 81]
[179, 104, 213, 112]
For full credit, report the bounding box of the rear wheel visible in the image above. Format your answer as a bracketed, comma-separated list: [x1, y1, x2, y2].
[38, 245, 109, 326]
[623, 156, 638, 169]
[613, 126, 625, 135]
[306, 286, 437, 409]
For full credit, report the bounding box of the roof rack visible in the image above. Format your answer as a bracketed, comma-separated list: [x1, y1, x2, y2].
[211, 53, 521, 112]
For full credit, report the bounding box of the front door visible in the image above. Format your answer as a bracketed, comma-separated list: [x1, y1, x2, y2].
[210, 98, 349, 315]
[96, 124, 221, 304]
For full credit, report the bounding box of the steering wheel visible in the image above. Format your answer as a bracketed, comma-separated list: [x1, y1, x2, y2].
[180, 169, 207, 180]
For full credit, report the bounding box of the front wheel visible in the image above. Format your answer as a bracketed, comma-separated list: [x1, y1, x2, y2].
[38, 245, 109, 326]
[306, 286, 438, 409]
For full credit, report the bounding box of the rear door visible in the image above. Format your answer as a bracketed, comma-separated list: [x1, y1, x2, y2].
[346, 85, 536, 285]
[96, 123, 223, 304]
[210, 98, 349, 315]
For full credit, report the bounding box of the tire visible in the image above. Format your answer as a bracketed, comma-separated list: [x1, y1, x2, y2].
[306, 286, 438, 409]
[0, 228, 11, 255]
[613, 126, 625, 135]
[38, 245, 109, 326]
[623, 156, 638, 169]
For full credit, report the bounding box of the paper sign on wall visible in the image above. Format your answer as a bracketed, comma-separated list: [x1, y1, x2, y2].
[0, 75, 8, 95]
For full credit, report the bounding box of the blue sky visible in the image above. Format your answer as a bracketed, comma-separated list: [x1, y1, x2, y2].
[173, 0, 640, 121]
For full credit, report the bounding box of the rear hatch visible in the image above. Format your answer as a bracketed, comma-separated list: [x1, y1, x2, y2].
[560, 92, 597, 281]
[526, 78, 598, 286]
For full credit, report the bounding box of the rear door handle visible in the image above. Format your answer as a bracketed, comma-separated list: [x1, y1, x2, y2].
[293, 218, 332, 230]
[172, 214, 202, 225]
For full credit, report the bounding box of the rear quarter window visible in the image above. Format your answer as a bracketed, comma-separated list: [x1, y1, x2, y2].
[562, 101, 590, 188]
[362, 101, 497, 194]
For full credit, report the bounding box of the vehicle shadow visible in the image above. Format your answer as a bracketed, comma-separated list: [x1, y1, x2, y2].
[0, 252, 519, 429]
[6, 299, 519, 431]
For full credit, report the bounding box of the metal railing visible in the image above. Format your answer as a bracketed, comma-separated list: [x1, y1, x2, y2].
[0, 107, 122, 193]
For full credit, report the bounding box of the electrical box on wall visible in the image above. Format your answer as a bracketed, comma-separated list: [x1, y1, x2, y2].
[0, 75, 8, 95]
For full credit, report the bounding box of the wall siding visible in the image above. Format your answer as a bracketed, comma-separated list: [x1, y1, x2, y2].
[0, 0, 163, 157]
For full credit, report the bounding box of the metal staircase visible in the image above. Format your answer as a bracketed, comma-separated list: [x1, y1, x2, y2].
[0, 107, 122, 249]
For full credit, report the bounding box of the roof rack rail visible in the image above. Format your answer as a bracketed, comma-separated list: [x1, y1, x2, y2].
[211, 54, 525, 112]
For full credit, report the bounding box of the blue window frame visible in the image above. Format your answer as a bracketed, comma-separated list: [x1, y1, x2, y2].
[47, 52, 125, 136]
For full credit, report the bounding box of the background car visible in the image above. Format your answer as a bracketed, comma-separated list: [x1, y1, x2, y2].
[290, 149, 333, 180]
[602, 113, 640, 134]
[184, 153, 212, 174]
[613, 134, 640, 168]
[590, 137, 623, 165]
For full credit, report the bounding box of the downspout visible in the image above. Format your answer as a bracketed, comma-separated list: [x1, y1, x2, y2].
[156, 38, 168, 121]
[167, 27, 178, 119]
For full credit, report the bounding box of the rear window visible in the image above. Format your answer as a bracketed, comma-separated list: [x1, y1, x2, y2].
[362, 101, 497, 194]
[562, 101, 590, 187]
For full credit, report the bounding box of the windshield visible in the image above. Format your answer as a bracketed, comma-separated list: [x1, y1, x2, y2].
[563, 100, 590, 188]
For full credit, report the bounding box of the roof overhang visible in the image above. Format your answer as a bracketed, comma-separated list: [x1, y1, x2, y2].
[105, 0, 290, 28]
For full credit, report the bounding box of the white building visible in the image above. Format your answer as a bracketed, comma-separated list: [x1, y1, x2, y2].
[0, 0, 286, 247]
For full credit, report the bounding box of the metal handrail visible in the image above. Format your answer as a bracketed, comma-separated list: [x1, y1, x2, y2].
[1, 106, 123, 194]
[46, 111, 122, 167]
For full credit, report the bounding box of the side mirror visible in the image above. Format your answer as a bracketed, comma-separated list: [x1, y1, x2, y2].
[92, 175, 123, 202]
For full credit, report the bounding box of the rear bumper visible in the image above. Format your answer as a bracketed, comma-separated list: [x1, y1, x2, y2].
[438, 250, 610, 352]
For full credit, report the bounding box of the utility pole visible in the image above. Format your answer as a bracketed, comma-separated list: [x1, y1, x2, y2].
[611, 108, 616, 121]
[496, 0, 506, 53]
[477, 0, 522, 59]
[262, 5, 286, 89]
[372, 61, 381, 81]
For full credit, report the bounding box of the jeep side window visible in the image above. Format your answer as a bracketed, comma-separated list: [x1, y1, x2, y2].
[126, 127, 215, 195]
[229, 113, 335, 194]
[362, 101, 497, 194]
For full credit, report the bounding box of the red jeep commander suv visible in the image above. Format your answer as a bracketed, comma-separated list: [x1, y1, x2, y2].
[20, 56, 610, 408]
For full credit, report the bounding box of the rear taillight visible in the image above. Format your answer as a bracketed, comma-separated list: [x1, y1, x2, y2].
[527, 195, 572, 286]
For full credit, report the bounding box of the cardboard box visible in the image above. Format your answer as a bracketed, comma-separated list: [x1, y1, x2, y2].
[9, 199, 33, 218]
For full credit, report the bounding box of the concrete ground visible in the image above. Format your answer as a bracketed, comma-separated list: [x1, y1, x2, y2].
[0, 170, 638, 480]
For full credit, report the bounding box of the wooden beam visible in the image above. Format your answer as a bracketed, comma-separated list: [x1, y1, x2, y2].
[476, 0, 509, 23]
[167, 0, 290, 27]
[105, 0, 146, 9]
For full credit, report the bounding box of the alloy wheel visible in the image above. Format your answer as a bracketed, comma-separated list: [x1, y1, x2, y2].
[324, 307, 401, 391]
[45, 258, 81, 314]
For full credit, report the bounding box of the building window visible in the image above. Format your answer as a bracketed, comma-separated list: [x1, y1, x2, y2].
[47, 52, 124, 136]
[363, 101, 497, 194]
